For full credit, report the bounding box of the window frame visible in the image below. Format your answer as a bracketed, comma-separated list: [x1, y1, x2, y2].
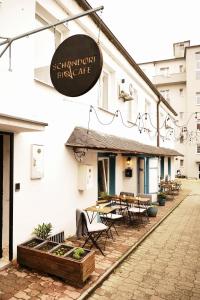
[195, 52, 200, 80]
[197, 144, 200, 154]
[196, 92, 200, 105]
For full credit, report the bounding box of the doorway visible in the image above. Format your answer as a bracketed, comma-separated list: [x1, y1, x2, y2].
[0, 133, 13, 263]
[198, 164, 200, 179]
[98, 154, 116, 196]
[138, 158, 144, 194]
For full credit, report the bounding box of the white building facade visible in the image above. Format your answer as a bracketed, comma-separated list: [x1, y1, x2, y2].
[140, 41, 200, 179]
[0, 0, 180, 264]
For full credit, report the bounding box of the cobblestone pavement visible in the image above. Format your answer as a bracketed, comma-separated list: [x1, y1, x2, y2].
[88, 180, 200, 300]
[0, 181, 192, 300]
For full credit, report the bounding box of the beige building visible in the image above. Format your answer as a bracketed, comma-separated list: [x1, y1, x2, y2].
[140, 41, 200, 179]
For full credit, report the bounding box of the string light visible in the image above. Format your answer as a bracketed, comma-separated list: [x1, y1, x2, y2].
[86, 106, 200, 144]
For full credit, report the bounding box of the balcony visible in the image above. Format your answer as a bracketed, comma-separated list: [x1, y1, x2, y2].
[152, 72, 186, 86]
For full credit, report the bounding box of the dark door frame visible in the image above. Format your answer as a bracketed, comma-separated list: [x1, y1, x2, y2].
[0, 135, 3, 258]
[0, 132, 14, 261]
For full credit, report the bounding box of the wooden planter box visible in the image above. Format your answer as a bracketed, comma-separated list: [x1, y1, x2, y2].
[17, 238, 95, 287]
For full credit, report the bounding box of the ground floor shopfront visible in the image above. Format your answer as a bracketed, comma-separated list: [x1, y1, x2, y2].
[0, 121, 182, 267]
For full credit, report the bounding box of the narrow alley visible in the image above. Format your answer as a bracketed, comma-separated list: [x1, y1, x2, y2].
[88, 181, 200, 300]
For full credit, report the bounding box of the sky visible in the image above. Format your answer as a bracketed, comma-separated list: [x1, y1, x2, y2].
[88, 0, 200, 63]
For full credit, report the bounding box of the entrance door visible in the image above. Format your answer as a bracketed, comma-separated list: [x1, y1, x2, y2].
[138, 158, 144, 194]
[160, 157, 164, 180]
[149, 158, 159, 193]
[199, 164, 200, 179]
[0, 133, 13, 261]
[98, 155, 116, 196]
[98, 158, 109, 196]
[0, 135, 3, 258]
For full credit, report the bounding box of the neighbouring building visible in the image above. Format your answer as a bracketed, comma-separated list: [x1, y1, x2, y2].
[139, 40, 200, 179]
[0, 0, 181, 265]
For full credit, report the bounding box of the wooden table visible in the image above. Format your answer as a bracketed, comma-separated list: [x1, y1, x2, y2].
[112, 195, 150, 204]
[85, 205, 116, 223]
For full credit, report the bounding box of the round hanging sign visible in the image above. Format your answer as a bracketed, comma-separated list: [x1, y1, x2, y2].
[50, 34, 103, 97]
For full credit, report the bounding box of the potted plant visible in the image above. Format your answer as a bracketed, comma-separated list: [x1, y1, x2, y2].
[33, 222, 52, 240]
[147, 204, 158, 217]
[157, 192, 166, 206]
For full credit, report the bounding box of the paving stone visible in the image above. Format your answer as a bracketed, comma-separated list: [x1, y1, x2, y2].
[0, 185, 196, 300]
[88, 184, 200, 300]
[14, 291, 30, 299]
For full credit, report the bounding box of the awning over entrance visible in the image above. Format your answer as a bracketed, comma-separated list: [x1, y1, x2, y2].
[0, 113, 48, 133]
[66, 127, 183, 157]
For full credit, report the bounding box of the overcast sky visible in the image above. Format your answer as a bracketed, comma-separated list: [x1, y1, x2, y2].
[88, 0, 200, 63]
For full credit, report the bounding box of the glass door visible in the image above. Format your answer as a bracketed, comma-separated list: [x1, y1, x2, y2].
[98, 158, 109, 197]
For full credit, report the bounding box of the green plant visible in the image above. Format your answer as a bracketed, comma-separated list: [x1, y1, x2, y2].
[98, 191, 108, 199]
[72, 247, 85, 260]
[157, 192, 167, 199]
[33, 222, 52, 239]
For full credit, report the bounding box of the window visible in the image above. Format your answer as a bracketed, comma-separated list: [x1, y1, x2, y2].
[180, 159, 184, 167]
[160, 89, 170, 102]
[34, 13, 63, 85]
[196, 92, 200, 105]
[179, 65, 184, 72]
[145, 99, 151, 114]
[179, 112, 184, 119]
[197, 123, 200, 131]
[180, 135, 184, 143]
[197, 144, 200, 154]
[99, 71, 109, 110]
[127, 88, 138, 121]
[195, 52, 200, 80]
[160, 67, 169, 77]
[35, 14, 61, 68]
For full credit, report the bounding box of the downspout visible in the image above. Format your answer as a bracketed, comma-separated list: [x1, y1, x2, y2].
[157, 97, 161, 147]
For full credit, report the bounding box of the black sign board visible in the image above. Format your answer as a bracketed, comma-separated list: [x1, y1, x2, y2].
[50, 34, 103, 97]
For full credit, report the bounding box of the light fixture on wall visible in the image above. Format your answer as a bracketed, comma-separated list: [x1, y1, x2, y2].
[73, 147, 88, 162]
[125, 157, 133, 177]
[126, 157, 131, 166]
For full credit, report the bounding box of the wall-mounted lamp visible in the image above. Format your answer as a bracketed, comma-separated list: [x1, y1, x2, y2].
[126, 157, 131, 166]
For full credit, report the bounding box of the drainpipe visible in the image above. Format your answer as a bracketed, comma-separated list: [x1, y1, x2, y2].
[157, 97, 161, 147]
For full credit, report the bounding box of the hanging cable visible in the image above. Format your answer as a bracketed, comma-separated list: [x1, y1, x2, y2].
[8, 43, 12, 72]
[53, 26, 57, 50]
[117, 110, 136, 128]
[97, 8, 103, 45]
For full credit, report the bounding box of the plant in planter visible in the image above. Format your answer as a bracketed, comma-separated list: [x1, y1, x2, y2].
[37, 241, 57, 252]
[98, 191, 108, 200]
[51, 245, 73, 256]
[72, 247, 86, 260]
[147, 205, 158, 217]
[23, 238, 44, 248]
[157, 192, 167, 206]
[33, 222, 52, 239]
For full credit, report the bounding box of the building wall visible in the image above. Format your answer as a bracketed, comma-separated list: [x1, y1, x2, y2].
[140, 44, 200, 179]
[0, 0, 176, 258]
[185, 46, 200, 178]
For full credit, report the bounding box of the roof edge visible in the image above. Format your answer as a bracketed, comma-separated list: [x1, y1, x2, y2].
[75, 0, 177, 116]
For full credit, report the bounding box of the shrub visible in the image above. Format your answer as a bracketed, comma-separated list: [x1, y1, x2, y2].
[33, 223, 52, 240]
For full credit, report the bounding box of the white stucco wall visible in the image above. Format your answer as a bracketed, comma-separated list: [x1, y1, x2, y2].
[0, 0, 175, 258]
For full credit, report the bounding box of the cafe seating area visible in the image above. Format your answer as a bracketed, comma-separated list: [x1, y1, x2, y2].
[64, 185, 189, 295]
[159, 179, 182, 199]
[69, 187, 187, 264]
[75, 193, 157, 255]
